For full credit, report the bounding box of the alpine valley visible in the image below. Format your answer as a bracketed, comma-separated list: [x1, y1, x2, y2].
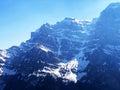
[1, 2, 120, 90]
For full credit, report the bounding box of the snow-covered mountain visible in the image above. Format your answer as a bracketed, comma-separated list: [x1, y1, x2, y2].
[1, 2, 120, 90]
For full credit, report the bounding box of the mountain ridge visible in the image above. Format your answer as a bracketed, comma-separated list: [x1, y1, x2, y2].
[1, 2, 120, 90]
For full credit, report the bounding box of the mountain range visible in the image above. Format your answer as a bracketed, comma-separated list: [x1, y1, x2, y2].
[1, 2, 120, 90]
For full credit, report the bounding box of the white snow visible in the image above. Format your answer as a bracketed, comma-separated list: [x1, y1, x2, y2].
[0, 50, 9, 62]
[63, 71, 77, 83]
[70, 43, 89, 76]
[63, 17, 81, 24]
[74, 18, 81, 24]
[40, 59, 88, 83]
[37, 45, 51, 52]
[62, 17, 91, 26]
[56, 38, 62, 55]
[0, 50, 9, 58]
[1, 67, 16, 76]
[42, 67, 61, 77]
[30, 71, 47, 77]
[0, 50, 14, 76]
[0, 68, 3, 76]
[41, 59, 78, 83]
[0, 63, 5, 76]
[58, 59, 78, 71]
[0, 57, 5, 62]
[0, 63, 4, 66]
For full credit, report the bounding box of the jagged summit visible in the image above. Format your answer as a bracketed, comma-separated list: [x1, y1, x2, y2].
[62, 17, 81, 24]
[32, 17, 86, 35]
[54, 17, 91, 29]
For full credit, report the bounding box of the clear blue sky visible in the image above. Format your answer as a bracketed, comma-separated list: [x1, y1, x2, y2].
[0, 0, 120, 49]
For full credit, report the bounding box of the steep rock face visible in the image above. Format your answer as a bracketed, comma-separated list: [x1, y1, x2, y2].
[29, 18, 91, 62]
[94, 2, 120, 45]
[83, 2, 120, 90]
[92, 2, 120, 60]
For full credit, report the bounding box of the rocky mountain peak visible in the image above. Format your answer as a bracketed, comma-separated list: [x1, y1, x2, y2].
[1, 2, 120, 90]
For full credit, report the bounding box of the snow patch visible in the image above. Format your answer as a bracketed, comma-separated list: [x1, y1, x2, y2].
[40, 59, 88, 83]
[56, 38, 62, 55]
[41, 59, 78, 83]
[42, 67, 61, 77]
[63, 70, 77, 83]
[38, 45, 51, 52]
[73, 45, 89, 71]
[0, 57, 5, 62]
[58, 59, 78, 72]
[0, 50, 9, 58]
[0, 68, 3, 75]
[1, 67, 16, 76]
[0, 50, 9, 62]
